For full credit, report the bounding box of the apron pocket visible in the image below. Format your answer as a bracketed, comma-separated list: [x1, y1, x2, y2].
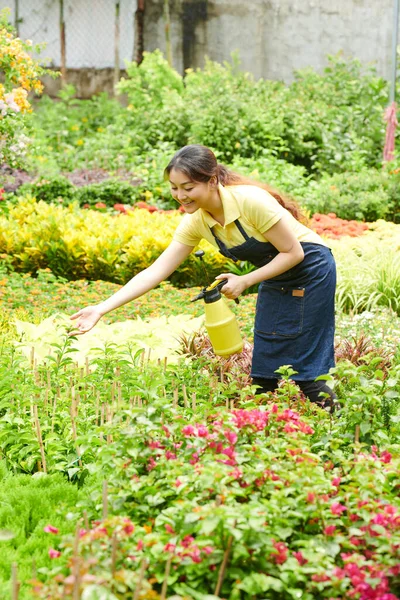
[255, 284, 305, 338]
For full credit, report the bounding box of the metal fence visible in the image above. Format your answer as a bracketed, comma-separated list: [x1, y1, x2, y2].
[0, 0, 137, 69]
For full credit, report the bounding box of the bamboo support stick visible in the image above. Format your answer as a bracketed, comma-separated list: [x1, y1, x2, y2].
[133, 558, 147, 600]
[11, 562, 20, 600]
[214, 535, 233, 596]
[160, 555, 173, 600]
[192, 392, 196, 411]
[50, 388, 60, 434]
[33, 405, 47, 474]
[182, 384, 188, 408]
[30, 346, 35, 369]
[173, 388, 178, 408]
[355, 424, 360, 444]
[72, 523, 81, 600]
[83, 510, 89, 531]
[102, 480, 108, 519]
[95, 391, 100, 426]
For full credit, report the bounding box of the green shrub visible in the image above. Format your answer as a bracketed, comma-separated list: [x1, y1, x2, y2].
[299, 169, 397, 222]
[76, 178, 140, 207]
[16, 175, 77, 204]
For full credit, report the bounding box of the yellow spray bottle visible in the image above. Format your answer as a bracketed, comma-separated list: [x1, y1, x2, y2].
[191, 252, 243, 357]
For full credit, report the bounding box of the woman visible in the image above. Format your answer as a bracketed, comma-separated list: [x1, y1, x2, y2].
[71, 145, 337, 409]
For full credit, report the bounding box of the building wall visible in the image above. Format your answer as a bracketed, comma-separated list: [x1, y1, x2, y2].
[0, 0, 397, 93]
[145, 0, 395, 82]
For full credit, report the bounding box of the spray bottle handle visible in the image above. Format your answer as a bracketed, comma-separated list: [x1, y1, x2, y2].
[210, 279, 240, 304]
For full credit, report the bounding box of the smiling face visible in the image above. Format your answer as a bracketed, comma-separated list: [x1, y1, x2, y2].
[169, 168, 217, 214]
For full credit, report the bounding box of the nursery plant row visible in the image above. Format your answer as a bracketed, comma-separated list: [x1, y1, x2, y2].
[0, 302, 399, 599]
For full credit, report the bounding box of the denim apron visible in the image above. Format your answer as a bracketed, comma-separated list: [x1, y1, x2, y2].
[210, 219, 336, 381]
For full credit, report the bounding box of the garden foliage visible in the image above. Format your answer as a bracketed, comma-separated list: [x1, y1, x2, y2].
[3, 49, 398, 223]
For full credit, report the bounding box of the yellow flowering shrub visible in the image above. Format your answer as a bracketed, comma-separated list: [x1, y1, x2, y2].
[0, 8, 54, 166]
[0, 197, 229, 285]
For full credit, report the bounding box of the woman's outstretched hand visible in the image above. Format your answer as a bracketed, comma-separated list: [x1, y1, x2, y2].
[215, 273, 249, 300]
[70, 305, 103, 335]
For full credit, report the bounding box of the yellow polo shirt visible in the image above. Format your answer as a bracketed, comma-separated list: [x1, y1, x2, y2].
[173, 184, 325, 248]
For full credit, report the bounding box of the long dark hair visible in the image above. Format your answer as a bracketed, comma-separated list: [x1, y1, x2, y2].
[164, 144, 306, 222]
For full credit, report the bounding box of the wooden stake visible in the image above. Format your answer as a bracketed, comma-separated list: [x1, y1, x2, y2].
[11, 562, 20, 600]
[160, 555, 173, 600]
[173, 388, 178, 408]
[51, 389, 59, 434]
[182, 385, 188, 408]
[355, 424, 360, 444]
[191, 392, 196, 411]
[214, 535, 233, 596]
[30, 346, 35, 369]
[33, 405, 47, 474]
[102, 480, 108, 519]
[72, 523, 81, 600]
[133, 558, 147, 600]
[95, 390, 100, 425]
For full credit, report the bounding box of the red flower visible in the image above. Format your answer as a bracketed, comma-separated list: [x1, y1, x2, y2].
[271, 540, 288, 564]
[324, 525, 337, 536]
[94, 202, 107, 209]
[293, 551, 308, 565]
[48, 548, 61, 558]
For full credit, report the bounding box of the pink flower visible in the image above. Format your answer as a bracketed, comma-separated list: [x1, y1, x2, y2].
[95, 202, 107, 209]
[293, 551, 308, 565]
[48, 548, 61, 559]
[202, 545, 214, 555]
[332, 477, 341, 487]
[189, 452, 199, 465]
[306, 492, 316, 504]
[43, 525, 59, 534]
[324, 525, 337, 536]
[182, 425, 196, 436]
[174, 478, 182, 488]
[197, 425, 209, 437]
[182, 535, 195, 548]
[331, 502, 346, 515]
[164, 542, 176, 552]
[165, 524, 175, 534]
[137, 539, 144, 551]
[224, 430, 238, 445]
[380, 450, 392, 464]
[165, 450, 177, 460]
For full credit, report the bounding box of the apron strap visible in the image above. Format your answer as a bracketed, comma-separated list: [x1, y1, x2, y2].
[209, 219, 250, 262]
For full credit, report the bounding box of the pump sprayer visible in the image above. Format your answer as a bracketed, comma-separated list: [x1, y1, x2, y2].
[191, 250, 243, 357]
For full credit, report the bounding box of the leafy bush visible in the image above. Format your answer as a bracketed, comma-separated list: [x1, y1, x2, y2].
[22, 51, 390, 180]
[76, 178, 139, 207]
[299, 169, 399, 222]
[16, 175, 77, 204]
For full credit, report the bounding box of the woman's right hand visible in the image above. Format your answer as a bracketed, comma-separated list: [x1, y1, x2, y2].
[70, 305, 103, 335]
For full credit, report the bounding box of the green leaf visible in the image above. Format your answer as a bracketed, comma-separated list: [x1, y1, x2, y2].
[238, 573, 283, 594]
[81, 585, 119, 600]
